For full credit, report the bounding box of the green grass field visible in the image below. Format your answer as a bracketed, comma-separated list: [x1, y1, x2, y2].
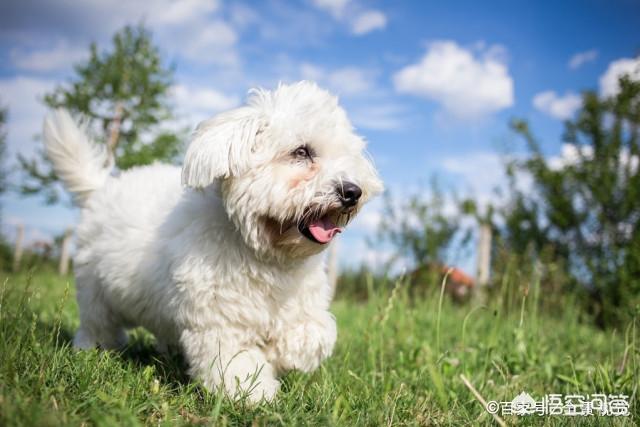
[0, 270, 637, 426]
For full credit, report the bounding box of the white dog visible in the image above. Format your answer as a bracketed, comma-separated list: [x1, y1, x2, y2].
[43, 81, 383, 402]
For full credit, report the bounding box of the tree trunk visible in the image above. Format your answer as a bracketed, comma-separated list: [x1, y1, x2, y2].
[106, 102, 124, 165]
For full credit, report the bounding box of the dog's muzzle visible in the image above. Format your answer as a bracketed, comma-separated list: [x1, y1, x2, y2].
[297, 181, 362, 245]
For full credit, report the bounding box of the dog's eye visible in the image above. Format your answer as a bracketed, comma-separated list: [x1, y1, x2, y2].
[293, 145, 312, 160]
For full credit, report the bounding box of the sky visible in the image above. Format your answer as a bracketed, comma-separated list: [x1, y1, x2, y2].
[0, 0, 639, 273]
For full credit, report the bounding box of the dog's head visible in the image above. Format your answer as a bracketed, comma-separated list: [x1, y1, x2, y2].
[182, 81, 383, 260]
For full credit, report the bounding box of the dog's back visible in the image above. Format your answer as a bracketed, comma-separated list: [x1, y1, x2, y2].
[74, 163, 184, 276]
[43, 110, 187, 285]
[43, 110, 194, 346]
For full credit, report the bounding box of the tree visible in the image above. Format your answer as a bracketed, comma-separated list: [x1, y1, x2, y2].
[19, 25, 183, 204]
[377, 180, 466, 271]
[0, 104, 14, 271]
[501, 74, 640, 326]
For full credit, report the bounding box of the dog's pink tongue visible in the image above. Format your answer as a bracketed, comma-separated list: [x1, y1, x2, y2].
[308, 217, 342, 243]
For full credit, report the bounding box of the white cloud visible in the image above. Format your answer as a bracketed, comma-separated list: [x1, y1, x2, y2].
[349, 104, 405, 130]
[0, 77, 239, 160]
[532, 90, 582, 120]
[0, 76, 53, 117]
[145, 0, 238, 66]
[393, 40, 514, 118]
[351, 10, 386, 35]
[172, 84, 240, 124]
[10, 40, 88, 72]
[328, 67, 372, 94]
[310, 0, 386, 36]
[299, 63, 373, 95]
[1, 0, 238, 67]
[440, 151, 533, 211]
[228, 3, 259, 29]
[298, 62, 404, 130]
[176, 20, 239, 65]
[548, 144, 593, 170]
[297, 62, 407, 133]
[311, 0, 350, 18]
[352, 210, 381, 232]
[351, 197, 383, 232]
[299, 63, 324, 82]
[442, 152, 505, 198]
[568, 49, 598, 70]
[2, 0, 222, 40]
[147, 0, 220, 26]
[548, 143, 638, 174]
[599, 57, 640, 97]
[0, 75, 55, 157]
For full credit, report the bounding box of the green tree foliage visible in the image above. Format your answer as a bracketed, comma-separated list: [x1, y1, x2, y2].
[500, 75, 640, 326]
[18, 25, 183, 204]
[377, 180, 465, 270]
[345, 183, 465, 298]
[0, 104, 14, 270]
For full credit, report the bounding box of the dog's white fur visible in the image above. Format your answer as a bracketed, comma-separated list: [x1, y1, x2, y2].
[43, 81, 382, 402]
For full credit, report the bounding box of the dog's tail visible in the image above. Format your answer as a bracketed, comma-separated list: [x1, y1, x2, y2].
[43, 109, 112, 206]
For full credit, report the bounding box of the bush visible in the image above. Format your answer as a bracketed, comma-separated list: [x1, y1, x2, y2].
[495, 74, 640, 326]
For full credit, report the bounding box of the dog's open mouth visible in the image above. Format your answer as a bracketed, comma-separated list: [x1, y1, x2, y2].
[298, 215, 343, 244]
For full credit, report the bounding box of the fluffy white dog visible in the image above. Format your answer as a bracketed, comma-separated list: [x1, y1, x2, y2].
[42, 81, 383, 402]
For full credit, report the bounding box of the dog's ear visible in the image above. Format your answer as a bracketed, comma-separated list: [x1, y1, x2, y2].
[182, 108, 263, 188]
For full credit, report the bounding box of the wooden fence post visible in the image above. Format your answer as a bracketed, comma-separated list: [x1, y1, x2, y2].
[476, 223, 492, 288]
[327, 237, 339, 299]
[12, 224, 24, 272]
[58, 228, 73, 276]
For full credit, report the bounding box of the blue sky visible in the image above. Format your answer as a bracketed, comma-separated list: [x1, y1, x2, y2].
[0, 0, 639, 271]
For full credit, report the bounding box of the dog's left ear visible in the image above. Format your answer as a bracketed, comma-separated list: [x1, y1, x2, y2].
[182, 108, 263, 188]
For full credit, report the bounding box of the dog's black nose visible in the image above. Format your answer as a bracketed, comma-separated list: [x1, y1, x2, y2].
[337, 181, 362, 207]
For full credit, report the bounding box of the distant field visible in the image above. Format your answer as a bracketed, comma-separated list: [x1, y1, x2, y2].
[0, 270, 637, 426]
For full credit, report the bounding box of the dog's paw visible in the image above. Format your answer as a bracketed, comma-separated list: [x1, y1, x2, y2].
[189, 343, 280, 404]
[244, 375, 280, 404]
[205, 364, 281, 404]
[73, 328, 97, 350]
[73, 326, 128, 350]
[275, 310, 337, 373]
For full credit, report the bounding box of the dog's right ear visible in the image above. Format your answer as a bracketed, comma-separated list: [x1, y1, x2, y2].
[182, 108, 263, 188]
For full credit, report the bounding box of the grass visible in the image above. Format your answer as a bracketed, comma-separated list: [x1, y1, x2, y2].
[0, 269, 638, 426]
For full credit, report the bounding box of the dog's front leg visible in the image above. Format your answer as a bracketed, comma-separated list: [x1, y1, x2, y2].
[181, 329, 280, 403]
[271, 309, 337, 374]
